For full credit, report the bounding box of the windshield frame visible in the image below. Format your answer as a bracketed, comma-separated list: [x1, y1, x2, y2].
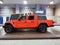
[10, 14, 20, 20]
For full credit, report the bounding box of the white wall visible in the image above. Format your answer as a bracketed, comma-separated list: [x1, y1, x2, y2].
[55, 4, 60, 23]
[16, 5, 20, 14]
[55, 4, 60, 16]
[1, 6, 12, 17]
[46, 7, 54, 20]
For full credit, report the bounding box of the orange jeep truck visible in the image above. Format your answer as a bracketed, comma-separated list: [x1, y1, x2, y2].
[3, 14, 54, 33]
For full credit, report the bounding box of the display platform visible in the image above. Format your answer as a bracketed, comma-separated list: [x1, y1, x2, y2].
[0, 27, 60, 40]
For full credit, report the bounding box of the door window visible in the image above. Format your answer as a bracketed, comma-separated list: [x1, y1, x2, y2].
[28, 16, 34, 20]
[20, 16, 26, 20]
[38, 16, 47, 20]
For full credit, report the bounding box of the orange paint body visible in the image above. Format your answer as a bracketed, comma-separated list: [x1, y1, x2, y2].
[5, 14, 54, 28]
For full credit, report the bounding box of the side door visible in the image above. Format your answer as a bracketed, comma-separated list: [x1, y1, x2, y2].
[17, 16, 27, 28]
[27, 16, 37, 28]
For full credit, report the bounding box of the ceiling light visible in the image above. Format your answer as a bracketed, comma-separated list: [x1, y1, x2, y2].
[0, 1, 3, 4]
[50, 1, 54, 4]
[23, 0, 27, 4]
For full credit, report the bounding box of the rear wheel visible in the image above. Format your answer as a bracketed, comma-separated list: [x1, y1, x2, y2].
[4, 25, 14, 33]
[37, 24, 47, 33]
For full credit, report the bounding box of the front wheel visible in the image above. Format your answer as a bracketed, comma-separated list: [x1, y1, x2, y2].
[4, 25, 14, 33]
[37, 24, 47, 33]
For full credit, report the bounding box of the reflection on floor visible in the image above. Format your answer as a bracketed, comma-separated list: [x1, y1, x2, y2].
[0, 26, 60, 39]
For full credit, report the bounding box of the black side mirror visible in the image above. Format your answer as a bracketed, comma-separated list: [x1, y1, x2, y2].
[18, 18, 21, 21]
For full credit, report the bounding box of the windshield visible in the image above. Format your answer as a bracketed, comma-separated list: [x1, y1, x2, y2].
[10, 14, 20, 20]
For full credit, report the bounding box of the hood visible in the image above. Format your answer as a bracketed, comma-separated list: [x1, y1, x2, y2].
[5, 20, 17, 24]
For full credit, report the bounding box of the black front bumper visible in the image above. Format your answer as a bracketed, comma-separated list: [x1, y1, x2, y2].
[3, 26, 5, 28]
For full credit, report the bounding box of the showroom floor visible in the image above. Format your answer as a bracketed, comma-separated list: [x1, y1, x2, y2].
[0, 26, 60, 39]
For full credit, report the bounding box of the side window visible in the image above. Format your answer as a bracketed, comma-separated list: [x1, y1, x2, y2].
[38, 16, 47, 20]
[20, 16, 26, 20]
[28, 16, 34, 20]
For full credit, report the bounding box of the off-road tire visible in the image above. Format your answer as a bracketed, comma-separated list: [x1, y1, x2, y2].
[37, 24, 47, 33]
[4, 25, 14, 33]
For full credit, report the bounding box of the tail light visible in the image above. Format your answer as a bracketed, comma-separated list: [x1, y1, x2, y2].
[52, 20, 56, 23]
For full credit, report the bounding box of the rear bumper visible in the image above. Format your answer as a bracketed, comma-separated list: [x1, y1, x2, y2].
[49, 25, 54, 27]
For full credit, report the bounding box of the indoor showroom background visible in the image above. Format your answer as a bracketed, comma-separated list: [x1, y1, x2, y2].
[0, 0, 60, 45]
[0, 4, 59, 45]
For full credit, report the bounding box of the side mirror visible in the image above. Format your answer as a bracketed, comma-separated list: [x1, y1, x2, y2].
[18, 18, 21, 21]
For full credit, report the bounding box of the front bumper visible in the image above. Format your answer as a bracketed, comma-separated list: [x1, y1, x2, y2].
[3, 26, 5, 28]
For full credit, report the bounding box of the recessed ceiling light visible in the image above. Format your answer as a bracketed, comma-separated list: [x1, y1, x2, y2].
[23, 0, 27, 4]
[50, 1, 54, 4]
[0, 1, 3, 4]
